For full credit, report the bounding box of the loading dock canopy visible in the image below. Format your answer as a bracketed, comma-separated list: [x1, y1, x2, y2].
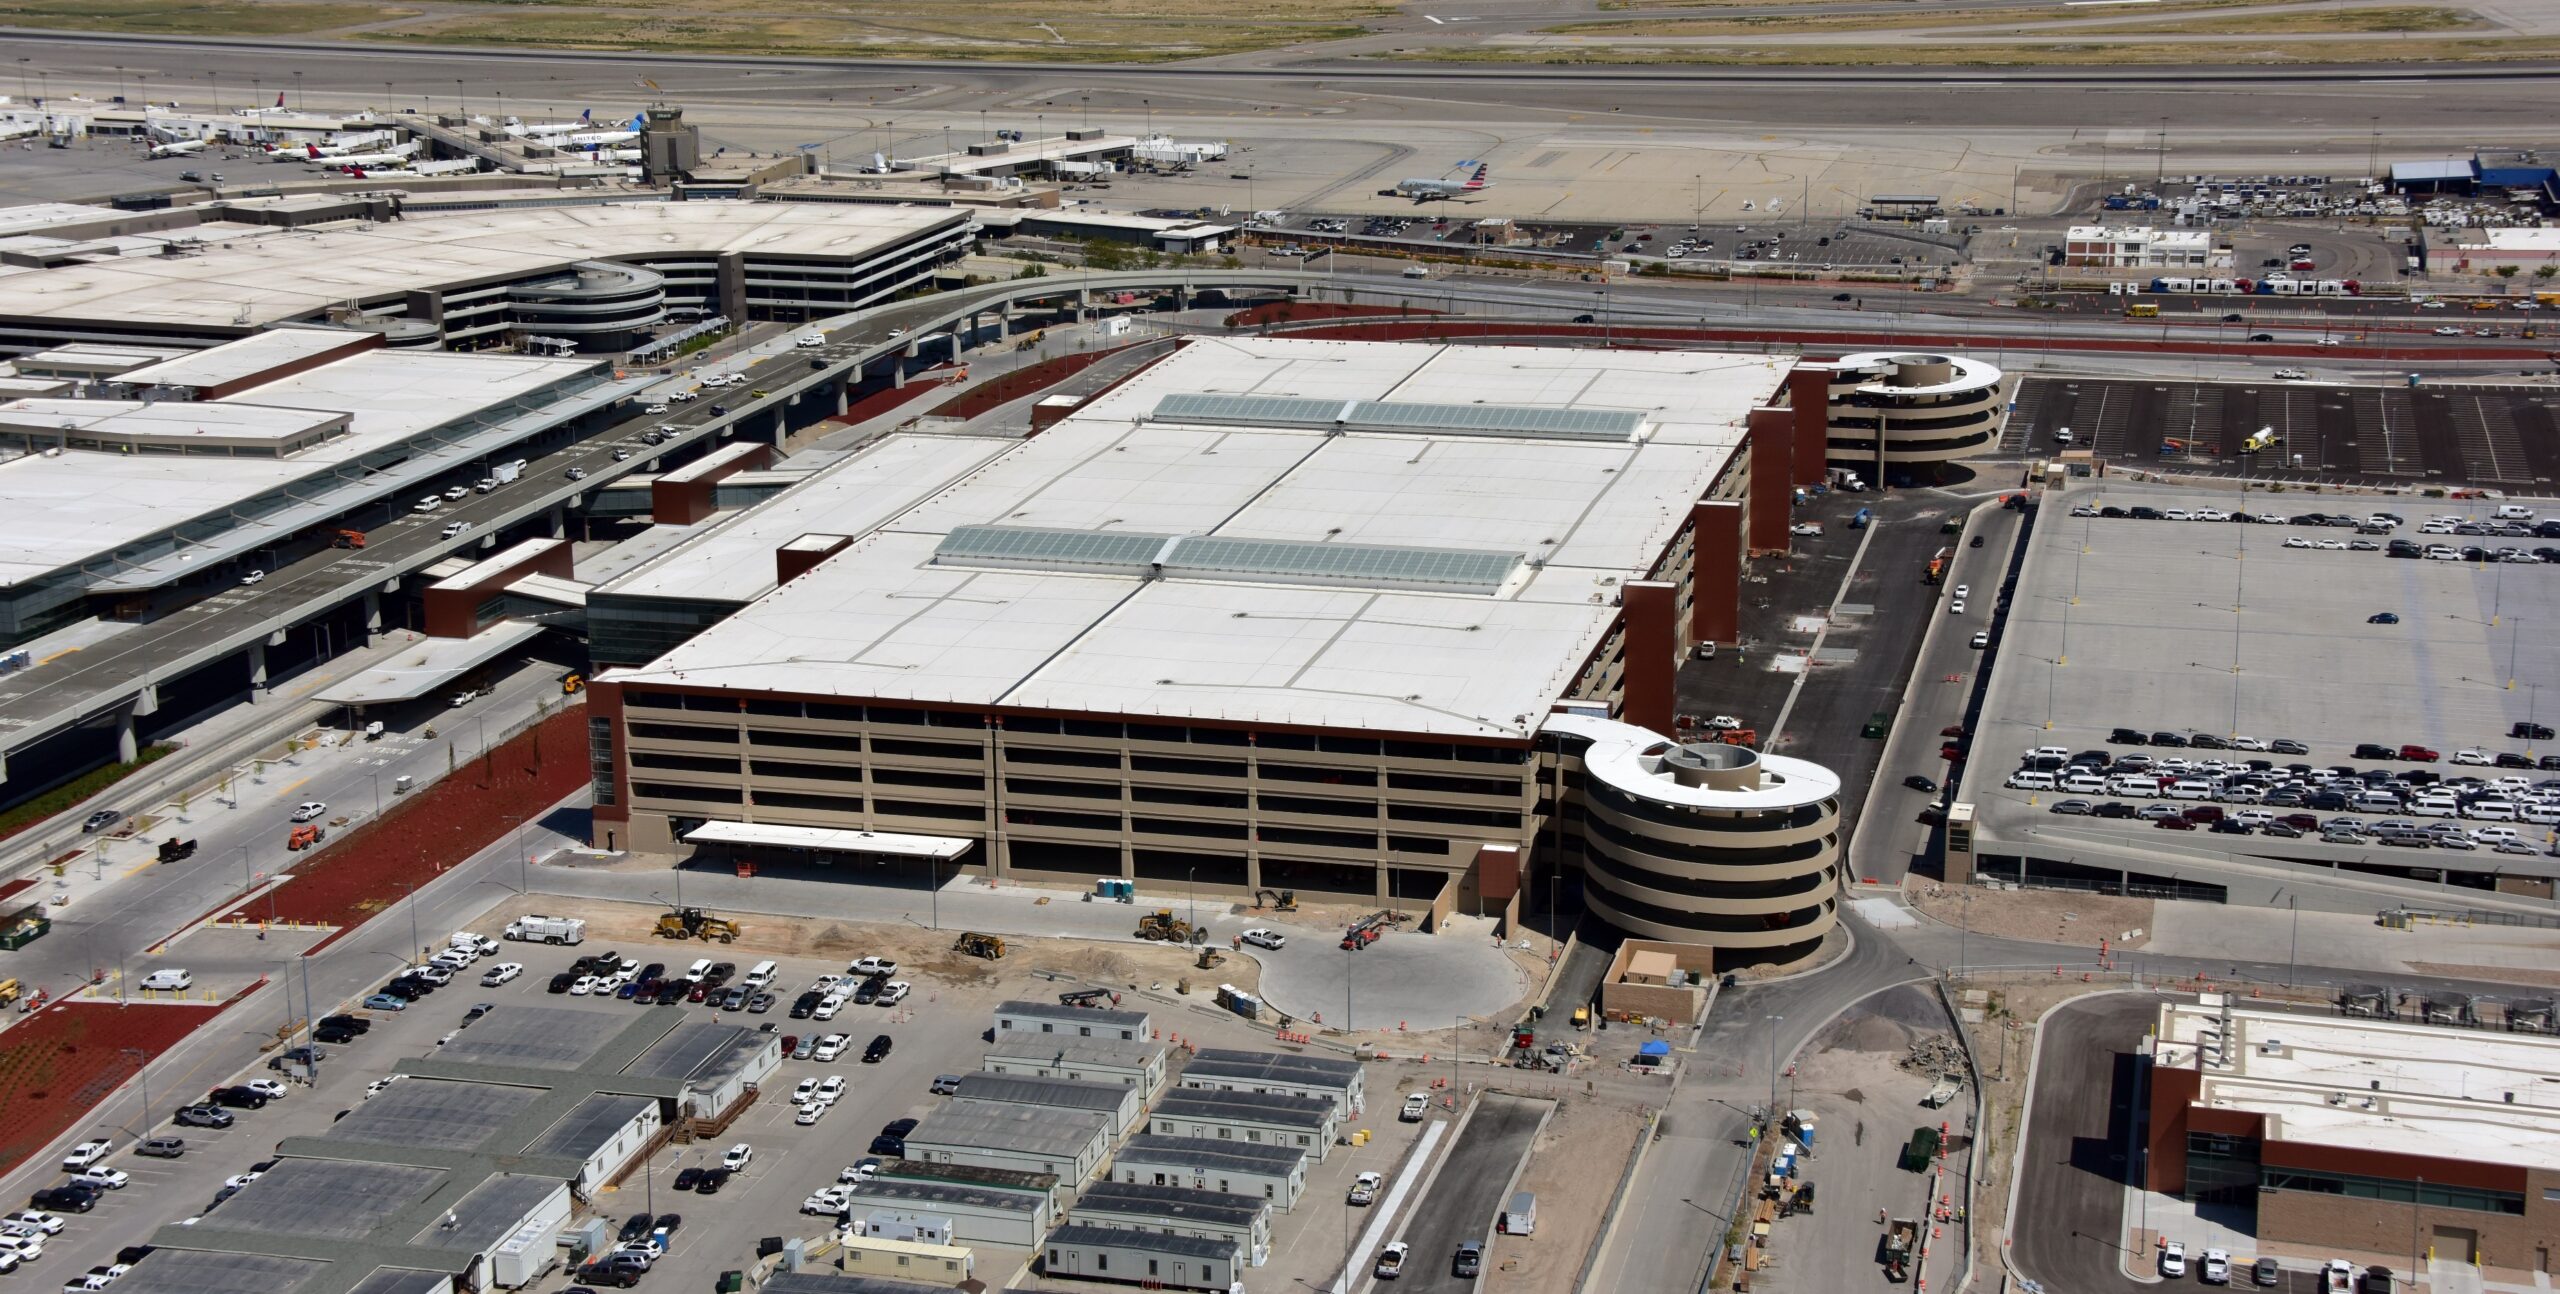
[314, 621, 546, 705]
[682, 821, 974, 859]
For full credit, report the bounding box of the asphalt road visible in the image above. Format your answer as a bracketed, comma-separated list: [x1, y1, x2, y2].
[2009, 992, 2160, 1294]
[1369, 1093, 1548, 1294]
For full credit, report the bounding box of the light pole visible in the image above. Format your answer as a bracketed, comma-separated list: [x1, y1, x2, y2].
[122, 1047, 149, 1139]
[1766, 1015, 1783, 1122]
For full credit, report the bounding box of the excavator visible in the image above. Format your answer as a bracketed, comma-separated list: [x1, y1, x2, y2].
[653, 906, 742, 943]
[953, 932, 1006, 960]
[1252, 888, 1298, 912]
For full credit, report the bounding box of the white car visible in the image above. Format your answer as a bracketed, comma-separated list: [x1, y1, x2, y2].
[644, 403, 670, 414]
[1953, 584, 1969, 600]
[138, 969, 193, 992]
[2452, 748, 2492, 765]
[479, 962, 523, 986]
[2434, 325, 2464, 336]
[240, 570, 266, 586]
[1704, 715, 1742, 731]
[1949, 598, 1966, 615]
[569, 975, 601, 996]
[795, 1101, 827, 1126]
[808, 973, 844, 995]
[815, 1076, 847, 1105]
[68, 1167, 129, 1191]
[2161, 1239, 2188, 1277]
[722, 1142, 754, 1171]
[2283, 536, 2314, 549]
[244, 1079, 289, 1101]
[3, 1211, 64, 1235]
[2200, 1248, 2231, 1284]
[0, 1232, 40, 1261]
[60, 1141, 111, 1172]
[875, 981, 910, 1006]
[1789, 522, 1822, 537]
[1349, 1171, 1384, 1206]
[2225, 736, 2267, 751]
[803, 1186, 852, 1214]
[813, 1034, 849, 1062]
[792, 1078, 820, 1104]
[1241, 929, 1287, 950]
[849, 956, 899, 977]
[1401, 1092, 1431, 1121]
[669, 389, 697, 402]
[813, 992, 848, 1020]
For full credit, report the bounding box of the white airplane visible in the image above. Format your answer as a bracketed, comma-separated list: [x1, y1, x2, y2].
[286, 131, 396, 159]
[311, 141, 419, 169]
[149, 138, 207, 159]
[1393, 161, 1490, 202]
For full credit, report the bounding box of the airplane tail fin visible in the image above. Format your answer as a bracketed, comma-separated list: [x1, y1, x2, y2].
[1463, 163, 1489, 190]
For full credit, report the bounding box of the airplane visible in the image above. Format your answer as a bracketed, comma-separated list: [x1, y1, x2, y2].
[149, 139, 207, 159]
[288, 131, 396, 159]
[1393, 161, 1490, 202]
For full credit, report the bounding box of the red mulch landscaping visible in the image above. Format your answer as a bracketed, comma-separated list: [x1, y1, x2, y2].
[926, 347, 1132, 422]
[824, 372, 952, 427]
[0, 1001, 225, 1175]
[1224, 301, 1434, 328]
[241, 708, 589, 930]
[0, 878, 33, 905]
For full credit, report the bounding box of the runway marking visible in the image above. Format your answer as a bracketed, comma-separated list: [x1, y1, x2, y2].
[1423, 13, 1443, 22]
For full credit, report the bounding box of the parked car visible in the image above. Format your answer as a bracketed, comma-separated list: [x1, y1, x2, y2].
[362, 993, 409, 1012]
[1241, 928, 1288, 950]
[174, 1104, 233, 1129]
[863, 1034, 894, 1064]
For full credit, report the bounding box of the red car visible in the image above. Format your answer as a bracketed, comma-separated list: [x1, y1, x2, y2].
[2399, 744, 2439, 762]
[2155, 817, 2196, 830]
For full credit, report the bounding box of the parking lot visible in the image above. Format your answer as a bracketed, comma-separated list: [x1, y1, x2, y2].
[10, 899, 1468, 1293]
[1962, 482, 2560, 902]
[2008, 376, 2560, 487]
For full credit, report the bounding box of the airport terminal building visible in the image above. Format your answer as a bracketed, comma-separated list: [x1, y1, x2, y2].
[590, 336, 1855, 966]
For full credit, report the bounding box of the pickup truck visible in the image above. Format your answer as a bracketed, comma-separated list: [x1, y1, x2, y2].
[1374, 1242, 1409, 1279]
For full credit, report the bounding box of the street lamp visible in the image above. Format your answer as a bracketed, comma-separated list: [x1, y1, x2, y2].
[1766, 1015, 1783, 1122]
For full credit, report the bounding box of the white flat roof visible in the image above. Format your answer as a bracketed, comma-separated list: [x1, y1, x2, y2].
[432, 538, 568, 593]
[2157, 998, 2560, 1172]
[0, 349, 595, 588]
[683, 821, 973, 858]
[596, 435, 1011, 604]
[2476, 227, 2560, 252]
[313, 622, 548, 705]
[603, 338, 1786, 738]
[0, 398, 342, 444]
[0, 203, 121, 237]
[0, 201, 971, 329]
[657, 441, 769, 487]
[112, 327, 370, 391]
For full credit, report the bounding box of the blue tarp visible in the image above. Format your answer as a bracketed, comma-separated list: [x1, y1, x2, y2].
[1639, 1040, 1671, 1057]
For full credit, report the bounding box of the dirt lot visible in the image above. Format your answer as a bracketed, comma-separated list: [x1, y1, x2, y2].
[1482, 1095, 1651, 1292]
[1754, 985, 1971, 1294]
[1907, 881, 2153, 952]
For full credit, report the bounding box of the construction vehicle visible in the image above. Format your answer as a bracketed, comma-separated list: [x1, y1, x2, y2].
[1341, 915, 1384, 951]
[1883, 1217, 1918, 1281]
[156, 837, 198, 864]
[504, 914, 586, 945]
[1135, 909, 1194, 942]
[559, 672, 585, 695]
[332, 529, 367, 549]
[953, 932, 1006, 960]
[1195, 946, 1226, 970]
[1252, 888, 1298, 912]
[2241, 426, 2281, 453]
[654, 907, 742, 943]
[0, 978, 18, 1009]
[287, 824, 326, 851]
[1058, 987, 1120, 1009]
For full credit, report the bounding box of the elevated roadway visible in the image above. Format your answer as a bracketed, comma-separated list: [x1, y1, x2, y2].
[0, 269, 1318, 787]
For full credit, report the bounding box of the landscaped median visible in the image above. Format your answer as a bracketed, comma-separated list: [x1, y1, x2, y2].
[233, 707, 590, 939]
[0, 994, 244, 1176]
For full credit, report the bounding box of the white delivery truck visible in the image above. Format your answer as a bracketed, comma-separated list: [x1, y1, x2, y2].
[503, 914, 586, 945]
[492, 460, 524, 485]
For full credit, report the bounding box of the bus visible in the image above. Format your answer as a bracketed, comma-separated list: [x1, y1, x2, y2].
[2125, 302, 2161, 318]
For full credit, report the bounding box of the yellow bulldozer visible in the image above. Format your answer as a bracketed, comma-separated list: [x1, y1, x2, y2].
[953, 932, 1006, 960]
[654, 906, 741, 943]
[1135, 909, 1194, 942]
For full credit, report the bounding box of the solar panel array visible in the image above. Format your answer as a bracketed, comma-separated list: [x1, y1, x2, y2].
[935, 525, 1178, 573]
[935, 525, 1521, 594]
[1172, 535, 1519, 592]
[1345, 400, 1642, 441]
[1147, 392, 1641, 443]
[1149, 392, 1347, 428]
